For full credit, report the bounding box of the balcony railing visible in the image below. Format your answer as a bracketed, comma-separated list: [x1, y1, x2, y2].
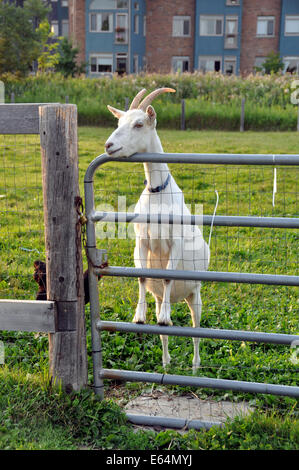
[115, 27, 128, 43]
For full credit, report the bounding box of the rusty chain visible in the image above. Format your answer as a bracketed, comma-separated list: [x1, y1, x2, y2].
[75, 196, 108, 297]
[75, 196, 86, 298]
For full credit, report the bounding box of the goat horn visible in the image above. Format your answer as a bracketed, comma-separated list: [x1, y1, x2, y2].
[138, 87, 176, 111]
[129, 88, 147, 110]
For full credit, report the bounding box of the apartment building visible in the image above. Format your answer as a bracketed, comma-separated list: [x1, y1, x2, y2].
[69, 0, 146, 75]
[64, 0, 299, 76]
[49, 0, 69, 39]
[195, 0, 242, 75]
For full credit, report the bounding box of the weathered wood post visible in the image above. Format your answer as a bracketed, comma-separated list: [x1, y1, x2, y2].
[39, 104, 88, 391]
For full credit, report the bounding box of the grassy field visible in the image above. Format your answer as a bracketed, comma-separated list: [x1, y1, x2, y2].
[0, 127, 298, 450]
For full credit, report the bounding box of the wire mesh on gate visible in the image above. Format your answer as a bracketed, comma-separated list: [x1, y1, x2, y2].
[88, 157, 299, 421]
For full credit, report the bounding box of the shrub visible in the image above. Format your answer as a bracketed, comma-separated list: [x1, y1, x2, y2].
[1, 72, 298, 130]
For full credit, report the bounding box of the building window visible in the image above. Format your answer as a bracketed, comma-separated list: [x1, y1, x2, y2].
[256, 16, 275, 37]
[61, 0, 68, 7]
[134, 15, 139, 34]
[200, 16, 223, 36]
[90, 13, 113, 32]
[225, 16, 238, 48]
[199, 56, 222, 73]
[51, 21, 59, 36]
[89, 0, 128, 9]
[172, 56, 190, 73]
[90, 54, 113, 73]
[285, 16, 299, 36]
[117, 0, 128, 7]
[62, 20, 69, 37]
[143, 16, 146, 36]
[283, 57, 299, 74]
[226, 0, 240, 5]
[115, 13, 128, 43]
[116, 53, 127, 75]
[173, 16, 191, 37]
[254, 57, 266, 73]
[224, 56, 236, 75]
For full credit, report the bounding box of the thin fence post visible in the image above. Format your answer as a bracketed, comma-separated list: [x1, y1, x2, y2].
[11, 93, 15, 103]
[65, 95, 69, 104]
[39, 104, 88, 392]
[240, 97, 245, 132]
[181, 99, 185, 131]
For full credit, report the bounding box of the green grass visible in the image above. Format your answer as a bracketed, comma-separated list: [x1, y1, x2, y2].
[0, 366, 298, 450]
[0, 128, 298, 449]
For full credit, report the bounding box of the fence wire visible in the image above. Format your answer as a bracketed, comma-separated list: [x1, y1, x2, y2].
[0, 134, 47, 369]
[0, 139, 298, 420]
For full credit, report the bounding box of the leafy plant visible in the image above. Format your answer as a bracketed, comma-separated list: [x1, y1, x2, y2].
[0, 0, 50, 76]
[55, 37, 87, 77]
[37, 20, 60, 74]
[262, 52, 284, 75]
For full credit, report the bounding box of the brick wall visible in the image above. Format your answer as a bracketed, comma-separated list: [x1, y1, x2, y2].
[240, 0, 282, 75]
[146, 0, 196, 73]
[68, 0, 86, 66]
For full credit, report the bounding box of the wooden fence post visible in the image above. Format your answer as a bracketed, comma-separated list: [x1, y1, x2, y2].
[39, 104, 88, 392]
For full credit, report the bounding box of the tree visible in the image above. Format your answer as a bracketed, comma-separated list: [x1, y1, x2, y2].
[0, 0, 50, 75]
[37, 20, 60, 74]
[262, 52, 284, 74]
[55, 37, 86, 77]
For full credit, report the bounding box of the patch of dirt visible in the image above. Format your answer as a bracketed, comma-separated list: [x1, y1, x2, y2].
[124, 391, 254, 431]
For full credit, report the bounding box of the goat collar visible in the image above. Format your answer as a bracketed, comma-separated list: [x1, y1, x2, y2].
[144, 173, 171, 193]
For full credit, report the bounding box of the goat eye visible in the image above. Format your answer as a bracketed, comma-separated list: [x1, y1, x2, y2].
[134, 122, 143, 129]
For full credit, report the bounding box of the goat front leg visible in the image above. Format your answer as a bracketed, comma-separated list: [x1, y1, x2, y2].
[185, 285, 202, 374]
[157, 240, 182, 326]
[155, 295, 170, 368]
[133, 238, 148, 324]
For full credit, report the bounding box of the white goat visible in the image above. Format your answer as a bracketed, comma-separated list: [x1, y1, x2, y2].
[105, 88, 210, 372]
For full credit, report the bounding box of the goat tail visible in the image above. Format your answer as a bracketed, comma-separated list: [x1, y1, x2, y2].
[208, 190, 219, 249]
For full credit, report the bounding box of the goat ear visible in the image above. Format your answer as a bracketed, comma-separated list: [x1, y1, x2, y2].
[146, 105, 156, 123]
[107, 105, 125, 119]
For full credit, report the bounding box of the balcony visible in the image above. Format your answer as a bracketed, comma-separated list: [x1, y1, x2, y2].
[115, 27, 128, 43]
[225, 33, 238, 49]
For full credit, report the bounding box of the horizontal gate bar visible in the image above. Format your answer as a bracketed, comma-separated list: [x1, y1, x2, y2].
[91, 211, 299, 229]
[98, 321, 299, 345]
[126, 413, 221, 430]
[96, 266, 299, 286]
[84, 153, 299, 182]
[101, 369, 299, 398]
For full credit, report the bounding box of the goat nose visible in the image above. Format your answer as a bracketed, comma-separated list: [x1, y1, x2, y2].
[105, 142, 114, 151]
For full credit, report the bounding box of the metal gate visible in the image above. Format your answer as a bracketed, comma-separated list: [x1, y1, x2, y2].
[84, 152, 299, 430]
